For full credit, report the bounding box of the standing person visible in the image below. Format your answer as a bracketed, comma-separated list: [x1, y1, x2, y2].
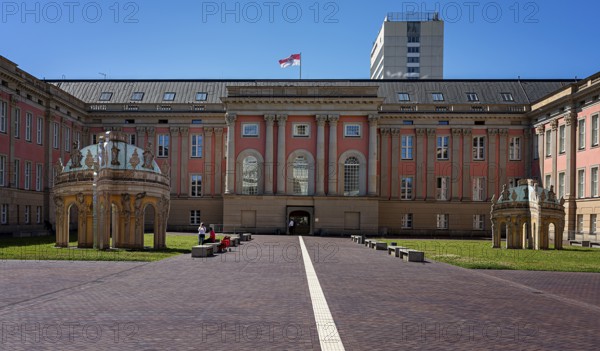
[198, 223, 206, 245]
[288, 218, 295, 235]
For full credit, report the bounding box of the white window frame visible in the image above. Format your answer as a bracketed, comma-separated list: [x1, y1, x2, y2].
[436, 214, 449, 229]
[401, 213, 413, 229]
[36, 164, 43, 191]
[578, 118, 586, 150]
[437, 136, 449, 160]
[472, 136, 485, 160]
[576, 214, 584, 233]
[190, 210, 201, 225]
[344, 124, 361, 138]
[343, 156, 360, 196]
[129, 134, 136, 146]
[157, 134, 169, 157]
[13, 159, 20, 188]
[466, 92, 479, 102]
[191, 135, 203, 158]
[24, 161, 31, 190]
[473, 214, 485, 230]
[292, 156, 309, 196]
[64, 126, 71, 151]
[52, 122, 59, 149]
[36, 206, 42, 224]
[593, 114, 599, 147]
[242, 123, 259, 137]
[545, 174, 552, 189]
[0, 155, 5, 187]
[432, 93, 444, 101]
[558, 172, 565, 199]
[578, 169, 585, 199]
[401, 135, 413, 160]
[436, 177, 449, 201]
[0, 100, 6, 133]
[25, 112, 32, 141]
[397, 93, 410, 101]
[509, 137, 521, 160]
[293, 123, 310, 137]
[1, 204, 8, 224]
[24, 205, 30, 224]
[36, 117, 43, 144]
[472, 177, 486, 201]
[14, 108, 20, 138]
[591, 214, 597, 234]
[401, 177, 413, 200]
[190, 174, 202, 197]
[592, 167, 599, 197]
[559, 125, 565, 154]
[242, 156, 259, 195]
[545, 130, 551, 157]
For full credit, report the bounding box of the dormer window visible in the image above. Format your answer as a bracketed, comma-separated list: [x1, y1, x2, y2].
[99, 92, 113, 101]
[163, 92, 176, 101]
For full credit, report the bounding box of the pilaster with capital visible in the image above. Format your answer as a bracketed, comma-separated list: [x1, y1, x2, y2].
[204, 128, 213, 196]
[487, 128, 498, 201]
[180, 127, 189, 196]
[462, 129, 472, 201]
[214, 128, 224, 194]
[276, 115, 287, 194]
[426, 128, 436, 200]
[390, 128, 400, 199]
[315, 115, 328, 195]
[264, 115, 276, 195]
[498, 129, 509, 194]
[367, 115, 379, 195]
[380, 128, 391, 198]
[327, 114, 339, 195]
[169, 127, 180, 194]
[451, 129, 462, 200]
[225, 113, 237, 194]
[415, 128, 427, 199]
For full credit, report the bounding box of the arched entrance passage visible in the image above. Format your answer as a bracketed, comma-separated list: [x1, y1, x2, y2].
[144, 204, 157, 248]
[290, 211, 311, 235]
[67, 204, 79, 247]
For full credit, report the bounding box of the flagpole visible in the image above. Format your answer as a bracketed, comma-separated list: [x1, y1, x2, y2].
[299, 52, 302, 80]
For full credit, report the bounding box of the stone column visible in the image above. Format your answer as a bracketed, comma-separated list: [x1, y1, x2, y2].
[380, 128, 391, 199]
[416, 128, 426, 200]
[564, 110, 577, 239]
[390, 129, 400, 199]
[204, 128, 213, 196]
[225, 113, 237, 194]
[487, 129, 498, 200]
[451, 129, 462, 201]
[276, 115, 287, 195]
[523, 129, 532, 178]
[551, 120, 558, 190]
[462, 129, 472, 201]
[327, 114, 339, 195]
[536, 126, 545, 180]
[316, 115, 328, 196]
[264, 115, 275, 195]
[136, 127, 145, 147]
[180, 127, 189, 196]
[498, 129, 508, 192]
[426, 128, 436, 200]
[169, 127, 180, 195]
[214, 128, 224, 195]
[368, 115, 379, 196]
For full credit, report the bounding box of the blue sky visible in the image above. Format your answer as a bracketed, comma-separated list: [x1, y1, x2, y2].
[1, 0, 598, 79]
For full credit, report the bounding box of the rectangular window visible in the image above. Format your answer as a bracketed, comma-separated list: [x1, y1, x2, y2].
[436, 177, 449, 201]
[437, 136, 449, 160]
[190, 210, 201, 225]
[472, 136, 485, 160]
[559, 125, 565, 153]
[191, 135, 203, 158]
[14, 108, 20, 138]
[36, 206, 42, 224]
[36, 164, 43, 191]
[196, 92, 208, 101]
[0, 100, 6, 132]
[36, 117, 43, 144]
[509, 137, 521, 160]
[1, 204, 7, 224]
[533, 134, 539, 160]
[92, 134, 98, 145]
[472, 177, 486, 201]
[25, 112, 32, 141]
[131, 92, 144, 101]
[128, 134, 136, 146]
[408, 47, 420, 53]
[432, 93, 444, 101]
[242, 123, 259, 137]
[344, 124, 361, 137]
[501, 93, 514, 102]
[190, 175, 202, 197]
[24, 162, 31, 190]
[592, 167, 599, 197]
[408, 36, 420, 43]
[99, 92, 113, 101]
[53, 122, 59, 149]
[545, 174, 552, 189]
[545, 130, 551, 157]
[558, 172, 565, 199]
[163, 92, 176, 101]
[0, 155, 4, 187]
[407, 67, 420, 74]
[293, 123, 310, 137]
[591, 214, 597, 234]
[157, 134, 169, 157]
[577, 214, 584, 233]
[24, 205, 31, 224]
[578, 169, 585, 198]
[473, 214, 485, 230]
[64, 127, 71, 151]
[407, 57, 420, 63]
[466, 93, 479, 102]
[593, 114, 599, 146]
[397, 93, 410, 101]
[401, 214, 413, 229]
[401, 135, 413, 159]
[13, 159, 20, 188]
[436, 214, 449, 229]
[579, 119, 586, 149]
[401, 177, 413, 200]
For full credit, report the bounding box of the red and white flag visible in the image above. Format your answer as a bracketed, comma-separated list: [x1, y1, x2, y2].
[279, 54, 301, 68]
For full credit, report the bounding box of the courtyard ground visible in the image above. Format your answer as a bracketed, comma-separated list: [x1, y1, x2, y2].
[0, 235, 599, 350]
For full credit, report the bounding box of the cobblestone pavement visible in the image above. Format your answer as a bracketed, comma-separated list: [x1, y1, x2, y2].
[0, 235, 598, 350]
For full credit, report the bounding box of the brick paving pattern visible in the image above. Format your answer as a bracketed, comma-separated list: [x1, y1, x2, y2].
[0, 235, 598, 350]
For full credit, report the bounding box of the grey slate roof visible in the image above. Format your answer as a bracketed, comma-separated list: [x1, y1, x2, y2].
[49, 79, 574, 105]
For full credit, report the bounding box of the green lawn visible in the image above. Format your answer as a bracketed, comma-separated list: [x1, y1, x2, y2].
[377, 239, 600, 273]
[0, 233, 220, 262]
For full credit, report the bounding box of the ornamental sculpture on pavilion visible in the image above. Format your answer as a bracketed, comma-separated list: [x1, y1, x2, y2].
[52, 132, 170, 250]
[491, 179, 565, 250]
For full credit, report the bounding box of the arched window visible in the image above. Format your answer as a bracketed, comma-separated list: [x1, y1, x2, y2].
[344, 157, 360, 196]
[293, 155, 309, 195]
[242, 156, 258, 195]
